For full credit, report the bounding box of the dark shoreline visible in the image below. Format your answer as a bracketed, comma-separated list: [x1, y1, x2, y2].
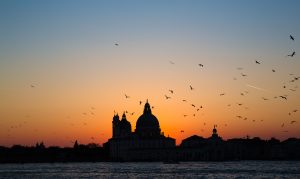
[1, 137, 300, 163]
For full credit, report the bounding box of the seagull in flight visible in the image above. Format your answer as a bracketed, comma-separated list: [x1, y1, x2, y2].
[198, 64, 204, 67]
[125, 94, 130, 99]
[114, 43, 119, 46]
[191, 104, 196, 107]
[30, 84, 35, 88]
[272, 69, 276, 72]
[255, 60, 261, 64]
[290, 35, 295, 41]
[169, 89, 174, 94]
[279, 95, 287, 100]
[165, 95, 171, 100]
[290, 121, 297, 124]
[220, 93, 225, 96]
[189, 85, 194, 90]
[180, 130, 184, 133]
[287, 51, 295, 57]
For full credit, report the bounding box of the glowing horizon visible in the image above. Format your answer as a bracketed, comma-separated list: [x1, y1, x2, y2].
[0, 0, 299, 147]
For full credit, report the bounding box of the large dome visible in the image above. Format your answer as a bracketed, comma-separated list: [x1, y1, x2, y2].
[135, 101, 161, 138]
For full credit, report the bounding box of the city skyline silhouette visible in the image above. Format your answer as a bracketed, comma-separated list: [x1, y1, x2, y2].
[0, 1, 300, 148]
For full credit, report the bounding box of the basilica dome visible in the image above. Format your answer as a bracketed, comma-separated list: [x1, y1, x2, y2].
[135, 100, 161, 138]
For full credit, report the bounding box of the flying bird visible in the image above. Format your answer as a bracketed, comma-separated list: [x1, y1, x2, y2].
[180, 130, 184, 133]
[279, 96, 287, 100]
[183, 115, 188, 117]
[255, 60, 261, 64]
[290, 35, 295, 41]
[165, 95, 171, 100]
[114, 43, 119, 46]
[169, 61, 175, 65]
[139, 101, 142, 105]
[189, 85, 194, 90]
[287, 51, 295, 57]
[30, 84, 35, 88]
[182, 99, 187, 102]
[220, 93, 225, 96]
[281, 123, 284, 127]
[272, 69, 276, 72]
[191, 104, 196, 107]
[198, 64, 204, 67]
[125, 94, 130, 99]
[241, 73, 247, 77]
[262, 97, 269, 100]
[169, 90, 174, 94]
[290, 121, 297, 124]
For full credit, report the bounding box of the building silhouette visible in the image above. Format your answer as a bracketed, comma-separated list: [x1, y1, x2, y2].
[105, 100, 175, 161]
[1, 102, 300, 163]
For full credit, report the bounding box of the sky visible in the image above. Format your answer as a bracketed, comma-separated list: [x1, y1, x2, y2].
[0, 0, 300, 147]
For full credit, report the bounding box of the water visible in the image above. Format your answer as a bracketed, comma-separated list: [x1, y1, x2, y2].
[0, 161, 299, 178]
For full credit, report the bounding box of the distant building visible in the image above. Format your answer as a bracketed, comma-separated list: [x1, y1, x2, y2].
[105, 100, 175, 161]
[179, 125, 224, 161]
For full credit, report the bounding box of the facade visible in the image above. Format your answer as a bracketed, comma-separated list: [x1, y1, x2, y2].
[106, 100, 176, 161]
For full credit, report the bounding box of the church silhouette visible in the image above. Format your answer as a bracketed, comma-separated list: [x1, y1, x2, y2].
[105, 100, 175, 161]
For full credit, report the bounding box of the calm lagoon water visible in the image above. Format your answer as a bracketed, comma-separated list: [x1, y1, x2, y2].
[0, 161, 299, 178]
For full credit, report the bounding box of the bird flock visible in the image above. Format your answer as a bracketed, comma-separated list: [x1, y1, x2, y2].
[121, 35, 298, 135]
[4, 35, 298, 145]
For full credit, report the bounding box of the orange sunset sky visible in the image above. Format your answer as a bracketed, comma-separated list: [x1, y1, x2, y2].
[0, 0, 299, 147]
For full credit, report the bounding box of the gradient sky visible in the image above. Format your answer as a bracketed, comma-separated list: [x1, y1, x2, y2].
[0, 0, 300, 147]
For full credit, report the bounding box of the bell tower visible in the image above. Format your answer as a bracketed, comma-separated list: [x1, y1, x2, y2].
[112, 113, 120, 138]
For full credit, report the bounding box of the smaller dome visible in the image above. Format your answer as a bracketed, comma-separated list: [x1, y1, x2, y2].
[213, 125, 217, 134]
[120, 113, 130, 126]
